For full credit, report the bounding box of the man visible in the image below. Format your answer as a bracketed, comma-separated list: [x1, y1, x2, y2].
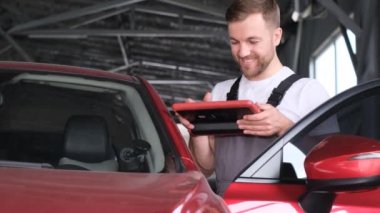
[179, 0, 329, 196]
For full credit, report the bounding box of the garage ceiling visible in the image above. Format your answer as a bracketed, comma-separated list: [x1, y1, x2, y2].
[0, 0, 296, 106]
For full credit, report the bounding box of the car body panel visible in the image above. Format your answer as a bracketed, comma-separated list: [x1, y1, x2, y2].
[0, 168, 227, 213]
[139, 77, 197, 171]
[224, 182, 305, 212]
[0, 61, 137, 83]
[225, 181, 380, 213]
[332, 189, 380, 212]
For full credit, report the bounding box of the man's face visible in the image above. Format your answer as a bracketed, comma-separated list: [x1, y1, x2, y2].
[228, 13, 282, 80]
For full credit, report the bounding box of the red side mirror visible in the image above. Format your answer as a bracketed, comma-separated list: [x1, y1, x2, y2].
[300, 134, 380, 213]
[305, 134, 380, 181]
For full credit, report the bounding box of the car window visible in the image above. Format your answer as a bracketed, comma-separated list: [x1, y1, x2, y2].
[0, 72, 166, 173]
[282, 90, 380, 181]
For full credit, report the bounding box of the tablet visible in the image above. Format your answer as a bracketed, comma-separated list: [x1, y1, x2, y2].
[172, 100, 260, 135]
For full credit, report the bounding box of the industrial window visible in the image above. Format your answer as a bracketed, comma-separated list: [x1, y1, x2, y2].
[310, 30, 357, 96]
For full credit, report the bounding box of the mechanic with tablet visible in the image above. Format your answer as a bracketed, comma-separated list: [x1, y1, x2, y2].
[177, 0, 329, 196]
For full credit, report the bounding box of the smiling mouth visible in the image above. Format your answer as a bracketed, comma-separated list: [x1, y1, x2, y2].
[240, 58, 256, 67]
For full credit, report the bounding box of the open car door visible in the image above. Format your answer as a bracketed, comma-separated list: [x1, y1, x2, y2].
[224, 79, 380, 213]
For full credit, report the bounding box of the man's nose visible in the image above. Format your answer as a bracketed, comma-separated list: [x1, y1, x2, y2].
[237, 44, 251, 58]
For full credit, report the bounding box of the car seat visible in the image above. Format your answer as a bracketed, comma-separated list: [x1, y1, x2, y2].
[58, 115, 118, 171]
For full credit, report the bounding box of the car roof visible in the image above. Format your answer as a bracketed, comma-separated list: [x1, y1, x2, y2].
[0, 61, 139, 84]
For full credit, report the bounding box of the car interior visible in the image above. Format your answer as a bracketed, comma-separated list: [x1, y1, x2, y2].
[0, 71, 173, 173]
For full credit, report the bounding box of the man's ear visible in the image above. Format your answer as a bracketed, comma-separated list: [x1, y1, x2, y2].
[273, 27, 283, 46]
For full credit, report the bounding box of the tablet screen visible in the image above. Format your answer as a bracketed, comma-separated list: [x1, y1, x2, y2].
[172, 100, 260, 135]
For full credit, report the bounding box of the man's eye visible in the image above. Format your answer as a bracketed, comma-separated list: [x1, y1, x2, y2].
[230, 40, 238, 45]
[249, 40, 258, 44]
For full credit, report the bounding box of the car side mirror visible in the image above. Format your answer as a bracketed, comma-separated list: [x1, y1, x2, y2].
[300, 134, 380, 213]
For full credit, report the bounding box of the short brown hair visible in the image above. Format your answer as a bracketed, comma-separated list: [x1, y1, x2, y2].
[225, 0, 280, 27]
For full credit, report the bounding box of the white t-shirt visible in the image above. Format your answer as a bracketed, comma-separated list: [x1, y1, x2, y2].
[211, 66, 330, 122]
[211, 66, 330, 196]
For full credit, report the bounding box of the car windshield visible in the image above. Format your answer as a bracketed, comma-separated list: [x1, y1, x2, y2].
[0, 70, 166, 173]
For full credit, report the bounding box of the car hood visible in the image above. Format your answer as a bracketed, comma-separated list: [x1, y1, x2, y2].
[0, 168, 227, 213]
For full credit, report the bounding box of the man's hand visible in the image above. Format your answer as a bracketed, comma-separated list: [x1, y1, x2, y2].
[237, 103, 293, 136]
[176, 92, 212, 130]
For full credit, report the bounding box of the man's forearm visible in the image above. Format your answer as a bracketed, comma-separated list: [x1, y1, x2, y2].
[188, 135, 215, 177]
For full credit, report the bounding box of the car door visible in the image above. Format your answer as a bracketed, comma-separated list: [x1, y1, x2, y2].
[224, 79, 380, 213]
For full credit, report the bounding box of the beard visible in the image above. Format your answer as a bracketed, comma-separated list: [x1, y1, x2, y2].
[236, 52, 272, 80]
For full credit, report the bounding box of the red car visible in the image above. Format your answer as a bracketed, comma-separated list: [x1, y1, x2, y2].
[0, 61, 379, 213]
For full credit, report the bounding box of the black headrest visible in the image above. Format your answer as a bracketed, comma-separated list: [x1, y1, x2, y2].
[63, 115, 112, 163]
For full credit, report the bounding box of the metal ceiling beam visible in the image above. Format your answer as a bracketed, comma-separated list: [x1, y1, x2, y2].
[141, 61, 233, 77]
[0, 28, 33, 61]
[340, 24, 357, 69]
[1, 2, 31, 23]
[8, 0, 146, 33]
[70, 7, 131, 29]
[135, 6, 226, 25]
[108, 62, 140, 73]
[157, 0, 225, 18]
[0, 45, 12, 55]
[315, 0, 362, 37]
[12, 29, 221, 38]
[117, 36, 129, 66]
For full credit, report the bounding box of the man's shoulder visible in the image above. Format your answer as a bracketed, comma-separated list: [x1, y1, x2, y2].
[279, 67, 324, 91]
[293, 77, 324, 90]
[214, 78, 239, 89]
[212, 77, 240, 101]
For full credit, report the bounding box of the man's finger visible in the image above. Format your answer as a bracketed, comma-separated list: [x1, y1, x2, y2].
[203, 92, 212, 102]
[257, 103, 275, 110]
[178, 116, 194, 129]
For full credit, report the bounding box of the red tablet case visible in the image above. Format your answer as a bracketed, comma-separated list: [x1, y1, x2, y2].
[172, 100, 260, 135]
